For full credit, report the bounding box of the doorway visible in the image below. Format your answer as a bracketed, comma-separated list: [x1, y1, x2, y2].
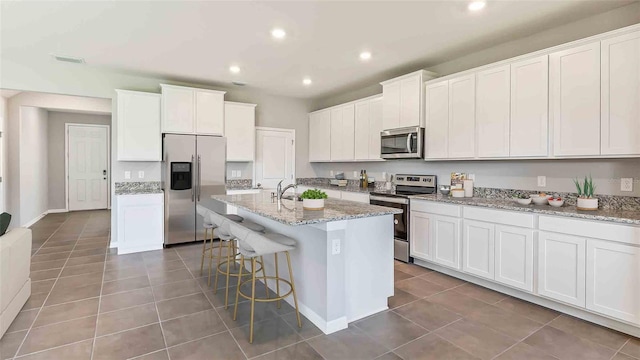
[66, 124, 109, 211]
[254, 127, 295, 189]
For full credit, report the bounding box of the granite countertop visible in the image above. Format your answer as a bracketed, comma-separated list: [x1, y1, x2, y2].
[211, 191, 402, 226]
[298, 183, 376, 194]
[115, 182, 163, 195]
[410, 194, 640, 225]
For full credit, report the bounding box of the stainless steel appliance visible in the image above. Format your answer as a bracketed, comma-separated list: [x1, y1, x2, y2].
[370, 174, 437, 262]
[380, 127, 424, 159]
[162, 134, 226, 246]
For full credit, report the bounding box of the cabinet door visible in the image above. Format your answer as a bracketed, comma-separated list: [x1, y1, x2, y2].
[382, 81, 401, 130]
[495, 225, 534, 292]
[400, 75, 421, 127]
[162, 86, 194, 134]
[195, 90, 224, 135]
[448, 75, 476, 158]
[586, 239, 640, 324]
[410, 211, 432, 261]
[432, 215, 461, 269]
[117, 91, 161, 161]
[510, 55, 549, 157]
[369, 98, 383, 160]
[309, 110, 331, 161]
[538, 231, 586, 307]
[330, 107, 343, 161]
[462, 220, 494, 280]
[425, 81, 449, 159]
[601, 31, 640, 155]
[341, 104, 355, 160]
[476, 65, 510, 158]
[551, 43, 601, 156]
[354, 101, 370, 160]
[224, 102, 255, 161]
[117, 194, 164, 254]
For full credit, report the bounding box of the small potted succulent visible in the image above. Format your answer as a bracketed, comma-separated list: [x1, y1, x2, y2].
[574, 176, 598, 210]
[300, 189, 328, 210]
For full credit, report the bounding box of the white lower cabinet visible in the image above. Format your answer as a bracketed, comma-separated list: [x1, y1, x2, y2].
[432, 215, 461, 269]
[586, 239, 640, 325]
[116, 194, 164, 255]
[538, 231, 586, 307]
[494, 225, 534, 292]
[410, 211, 433, 261]
[462, 220, 495, 280]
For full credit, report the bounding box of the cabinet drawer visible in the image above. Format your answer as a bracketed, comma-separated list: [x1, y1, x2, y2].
[464, 206, 534, 228]
[539, 216, 640, 246]
[411, 200, 461, 217]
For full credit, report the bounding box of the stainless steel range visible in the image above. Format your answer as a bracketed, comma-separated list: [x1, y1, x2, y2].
[370, 174, 437, 262]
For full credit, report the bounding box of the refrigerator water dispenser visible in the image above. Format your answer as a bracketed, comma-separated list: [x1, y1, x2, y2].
[170, 162, 192, 190]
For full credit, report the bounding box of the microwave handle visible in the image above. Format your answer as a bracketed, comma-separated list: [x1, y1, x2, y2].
[406, 133, 412, 152]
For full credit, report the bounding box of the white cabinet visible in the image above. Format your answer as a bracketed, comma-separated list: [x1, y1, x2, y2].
[510, 55, 549, 157]
[410, 211, 433, 261]
[538, 231, 586, 307]
[399, 75, 422, 128]
[381, 70, 436, 130]
[115, 90, 161, 161]
[476, 65, 510, 158]
[309, 110, 331, 162]
[369, 98, 383, 160]
[432, 215, 461, 269]
[116, 194, 164, 255]
[586, 239, 640, 325]
[330, 104, 355, 161]
[448, 75, 476, 158]
[551, 42, 601, 156]
[463, 220, 494, 280]
[601, 31, 640, 155]
[224, 102, 256, 161]
[425, 80, 449, 159]
[382, 81, 401, 130]
[354, 97, 383, 160]
[494, 225, 534, 292]
[161, 84, 225, 135]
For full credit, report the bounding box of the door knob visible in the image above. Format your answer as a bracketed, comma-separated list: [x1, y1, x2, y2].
[103, 170, 107, 175]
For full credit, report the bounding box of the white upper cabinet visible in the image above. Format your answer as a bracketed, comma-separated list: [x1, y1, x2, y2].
[425, 80, 449, 159]
[116, 90, 161, 161]
[161, 84, 225, 135]
[476, 65, 511, 158]
[510, 55, 549, 157]
[551, 42, 601, 156]
[601, 31, 640, 155]
[369, 98, 383, 160]
[354, 97, 383, 160]
[382, 81, 401, 130]
[224, 102, 256, 162]
[448, 75, 476, 158]
[381, 70, 437, 130]
[330, 104, 355, 161]
[309, 110, 331, 162]
[399, 75, 421, 128]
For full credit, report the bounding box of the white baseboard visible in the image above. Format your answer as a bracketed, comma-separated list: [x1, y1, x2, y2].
[21, 212, 47, 228]
[47, 209, 68, 214]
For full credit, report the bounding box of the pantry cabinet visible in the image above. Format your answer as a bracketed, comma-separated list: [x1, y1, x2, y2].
[550, 42, 601, 156]
[308, 110, 331, 162]
[381, 70, 436, 130]
[330, 104, 355, 161]
[115, 90, 161, 161]
[601, 31, 640, 155]
[161, 84, 225, 135]
[354, 97, 383, 160]
[448, 75, 476, 158]
[224, 102, 256, 161]
[424, 80, 449, 159]
[538, 231, 586, 307]
[476, 65, 511, 158]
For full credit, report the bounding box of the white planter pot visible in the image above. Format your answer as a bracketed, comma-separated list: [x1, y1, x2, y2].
[302, 198, 325, 210]
[577, 198, 598, 211]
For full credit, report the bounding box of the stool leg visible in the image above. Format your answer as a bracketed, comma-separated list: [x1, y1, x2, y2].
[200, 228, 208, 275]
[224, 240, 233, 309]
[232, 241, 238, 270]
[212, 237, 224, 291]
[285, 251, 302, 328]
[233, 254, 244, 321]
[250, 257, 257, 344]
[274, 253, 281, 309]
[260, 256, 270, 300]
[207, 229, 215, 284]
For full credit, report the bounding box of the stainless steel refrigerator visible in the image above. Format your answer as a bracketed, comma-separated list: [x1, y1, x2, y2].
[162, 134, 227, 246]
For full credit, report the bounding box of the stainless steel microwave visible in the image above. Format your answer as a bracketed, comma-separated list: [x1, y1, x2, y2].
[380, 127, 424, 159]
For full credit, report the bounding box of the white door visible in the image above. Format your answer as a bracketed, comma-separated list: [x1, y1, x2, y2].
[476, 65, 511, 158]
[550, 42, 601, 156]
[538, 231, 586, 307]
[399, 75, 421, 127]
[382, 81, 401, 130]
[425, 81, 449, 159]
[462, 220, 494, 280]
[432, 215, 461, 269]
[601, 31, 640, 155]
[448, 75, 476, 158]
[495, 225, 534, 292]
[410, 211, 432, 261]
[586, 239, 640, 324]
[255, 128, 295, 189]
[68, 125, 109, 211]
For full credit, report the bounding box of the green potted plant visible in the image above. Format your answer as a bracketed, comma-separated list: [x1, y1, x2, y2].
[300, 189, 328, 210]
[574, 176, 598, 210]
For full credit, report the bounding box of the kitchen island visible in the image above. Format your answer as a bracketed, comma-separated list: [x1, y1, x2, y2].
[206, 191, 402, 334]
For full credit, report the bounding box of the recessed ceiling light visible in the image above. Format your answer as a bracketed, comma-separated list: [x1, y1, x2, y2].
[229, 65, 240, 74]
[303, 78, 312, 86]
[359, 51, 372, 61]
[271, 28, 286, 39]
[468, 1, 486, 11]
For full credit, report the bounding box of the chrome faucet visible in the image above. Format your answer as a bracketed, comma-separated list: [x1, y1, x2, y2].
[276, 179, 297, 204]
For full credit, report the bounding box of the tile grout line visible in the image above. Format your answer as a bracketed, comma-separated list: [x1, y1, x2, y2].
[143, 248, 175, 360]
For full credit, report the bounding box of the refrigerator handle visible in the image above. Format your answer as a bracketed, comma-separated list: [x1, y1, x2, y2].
[197, 155, 202, 201]
[191, 155, 195, 202]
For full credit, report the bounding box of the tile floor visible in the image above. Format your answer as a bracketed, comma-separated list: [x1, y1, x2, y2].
[1, 210, 638, 359]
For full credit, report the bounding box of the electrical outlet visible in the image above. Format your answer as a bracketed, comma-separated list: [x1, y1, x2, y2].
[621, 178, 633, 192]
[237, 170, 241, 177]
[537, 176, 546, 187]
[353, 171, 358, 178]
[124, 171, 131, 180]
[468, 174, 475, 181]
[231, 170, 237, 178]
[138, 171, 144, 179]
[330, 170, 334, 177]
[331, 239, 341, 255]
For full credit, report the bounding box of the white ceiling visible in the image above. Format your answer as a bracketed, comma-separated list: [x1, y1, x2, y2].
[0, 1, 634, 99]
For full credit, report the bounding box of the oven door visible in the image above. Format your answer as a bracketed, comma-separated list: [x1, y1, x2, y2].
[380, 127, 423, 159]
[370, 195, 411, 262]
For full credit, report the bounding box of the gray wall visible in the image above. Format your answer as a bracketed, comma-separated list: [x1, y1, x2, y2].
[47, 111, 111, 210]
[19, 106, 48, 224]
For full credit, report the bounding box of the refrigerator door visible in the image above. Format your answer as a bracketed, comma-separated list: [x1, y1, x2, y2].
[163, 134, 197, 245]
[195, 135, 227, 241]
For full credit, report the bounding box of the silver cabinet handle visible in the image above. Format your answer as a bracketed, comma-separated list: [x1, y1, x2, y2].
[197, 155, 202, 201]
[191, 155, 195, 202]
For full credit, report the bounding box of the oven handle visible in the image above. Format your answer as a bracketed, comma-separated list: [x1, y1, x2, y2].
[370, 196, 409, 205]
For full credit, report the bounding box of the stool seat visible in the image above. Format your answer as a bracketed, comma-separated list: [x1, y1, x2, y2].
[241, 221, 266, 233]
[224, 214, 244, 222]
[203, 222, 215, 229]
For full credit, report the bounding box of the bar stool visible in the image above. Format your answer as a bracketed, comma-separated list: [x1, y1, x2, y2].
[228, 222, 302, 343]
[208, 212, 268, 309]
[195, 205, 243, 277]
